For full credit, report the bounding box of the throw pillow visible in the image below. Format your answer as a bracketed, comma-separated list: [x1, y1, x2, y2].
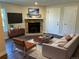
[63, 35, 72, 41]
[55, 39, 67, 43]
[56, 38, 67, 47]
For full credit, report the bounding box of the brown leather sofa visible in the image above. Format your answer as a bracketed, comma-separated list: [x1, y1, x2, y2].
[8, 28, 25, 38]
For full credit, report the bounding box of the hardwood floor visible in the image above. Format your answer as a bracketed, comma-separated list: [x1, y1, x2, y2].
[0, 54, 7, 59]
[6, 39, 36, 59]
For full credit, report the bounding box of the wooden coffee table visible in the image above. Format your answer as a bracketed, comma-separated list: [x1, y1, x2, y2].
[34, 36, 53, 44]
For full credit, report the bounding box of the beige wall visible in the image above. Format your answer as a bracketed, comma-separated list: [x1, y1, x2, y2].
[0, 5, 6, 57]
[3, 4, 46, 30]
[4, 4, 25, 28]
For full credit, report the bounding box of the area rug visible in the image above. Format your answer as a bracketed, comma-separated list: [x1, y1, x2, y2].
[7, 51, 36, 59]
[27, 45, 79, 59]
[6, 36, 79, 59]
[27, 45, 48, 59]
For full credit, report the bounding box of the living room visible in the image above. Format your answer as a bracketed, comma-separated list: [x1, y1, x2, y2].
[0, 0, 79, 59]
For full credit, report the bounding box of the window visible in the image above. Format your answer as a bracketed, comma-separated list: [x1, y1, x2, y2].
[1, 8, 8, 32]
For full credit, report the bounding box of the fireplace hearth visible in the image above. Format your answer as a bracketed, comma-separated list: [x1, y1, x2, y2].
[28, 22, 40, 33]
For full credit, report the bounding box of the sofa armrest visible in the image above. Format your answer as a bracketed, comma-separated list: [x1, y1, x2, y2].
[42, 43, 68, 59]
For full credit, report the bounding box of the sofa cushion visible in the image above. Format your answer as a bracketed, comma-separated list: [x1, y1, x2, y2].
[25, 42, 36, 50]
[51, 38, 67, 47]
[51, 34, 76, 47]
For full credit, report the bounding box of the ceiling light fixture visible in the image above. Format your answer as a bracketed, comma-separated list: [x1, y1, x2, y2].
[34, 2, 38, 5]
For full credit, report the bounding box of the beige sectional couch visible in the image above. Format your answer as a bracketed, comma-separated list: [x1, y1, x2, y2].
[42, 35, 79, 59]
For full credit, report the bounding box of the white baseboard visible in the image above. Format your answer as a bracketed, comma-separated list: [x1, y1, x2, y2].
[0, 51, 6, 57]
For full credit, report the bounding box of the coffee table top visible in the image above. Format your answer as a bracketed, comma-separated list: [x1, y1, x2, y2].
[13, 33, 54, 43]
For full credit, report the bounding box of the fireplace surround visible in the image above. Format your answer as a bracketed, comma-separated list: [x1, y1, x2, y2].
[25, 19, 43, 33]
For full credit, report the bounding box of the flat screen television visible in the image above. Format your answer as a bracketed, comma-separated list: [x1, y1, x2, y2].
[7, 13, 23, 24]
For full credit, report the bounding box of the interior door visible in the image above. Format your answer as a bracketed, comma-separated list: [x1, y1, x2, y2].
[46, 7, 61, 34]
[62, 6, 77, 35]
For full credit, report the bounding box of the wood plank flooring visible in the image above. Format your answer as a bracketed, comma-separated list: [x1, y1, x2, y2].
[5, 39, 36, 59]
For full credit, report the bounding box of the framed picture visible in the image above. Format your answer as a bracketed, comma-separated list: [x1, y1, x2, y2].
[28, 8, 39, 16]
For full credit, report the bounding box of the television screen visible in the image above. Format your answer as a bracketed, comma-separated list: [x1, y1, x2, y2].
[7, 13, 23, 24]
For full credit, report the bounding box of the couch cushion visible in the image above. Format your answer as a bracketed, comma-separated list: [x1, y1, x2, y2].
[51, 38, 67, 47]
[50, 34, 76, 47]
[25, 42, 36, 50]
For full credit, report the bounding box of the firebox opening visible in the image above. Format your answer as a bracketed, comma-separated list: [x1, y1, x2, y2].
[28, 22, 40, 33]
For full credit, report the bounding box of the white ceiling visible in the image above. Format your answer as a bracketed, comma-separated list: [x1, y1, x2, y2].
[0, 0, 79, 6]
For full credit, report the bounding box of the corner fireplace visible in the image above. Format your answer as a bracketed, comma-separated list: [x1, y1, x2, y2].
[25, 19, 43, 33]
[28, 22, 40, 33]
